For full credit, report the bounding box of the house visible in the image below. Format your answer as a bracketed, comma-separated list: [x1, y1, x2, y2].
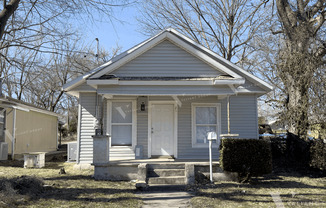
[0, 96, 60, 160]
[63, 28, 273, 166]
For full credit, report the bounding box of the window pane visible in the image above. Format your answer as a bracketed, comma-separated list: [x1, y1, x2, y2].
[196, 126, 217, 143]
[196, 107, 216, 124]
[111, 125, 132, 145]
[112, 102, 132, 123]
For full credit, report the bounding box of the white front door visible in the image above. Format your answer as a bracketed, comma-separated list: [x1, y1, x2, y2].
[151, 104, 174, 156]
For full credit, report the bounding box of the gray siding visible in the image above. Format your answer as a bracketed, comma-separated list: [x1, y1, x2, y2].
[236, 79, 266, 92]
[229, 95, 258, 138]
[176, 95, 258, 159]
[177, 96, 224, 159]
[73, 82, 96, 92]
[80, 94, 258, 162]
[111, 40, 223, 77]
[78, 92, 102, 164]
[137, 114, 148, 157]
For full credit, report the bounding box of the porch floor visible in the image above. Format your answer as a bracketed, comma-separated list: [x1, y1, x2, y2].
[107, 158, 220, 165]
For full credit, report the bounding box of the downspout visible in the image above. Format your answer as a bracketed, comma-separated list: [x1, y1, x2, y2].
[12, 108, 16, 160]
[56, 118, 59, 150]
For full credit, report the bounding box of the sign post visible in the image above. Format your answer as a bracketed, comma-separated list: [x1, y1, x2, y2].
[207, 132, 217, 183]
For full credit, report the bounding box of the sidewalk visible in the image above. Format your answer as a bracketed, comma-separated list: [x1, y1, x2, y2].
[137, 185, 194, 208]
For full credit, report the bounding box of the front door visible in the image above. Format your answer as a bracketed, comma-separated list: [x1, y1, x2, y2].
[151, 104, 174, 156]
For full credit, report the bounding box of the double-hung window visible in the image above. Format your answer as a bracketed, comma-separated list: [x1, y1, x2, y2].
[110, 101, 134, 145]
[192, 103, 220, 147]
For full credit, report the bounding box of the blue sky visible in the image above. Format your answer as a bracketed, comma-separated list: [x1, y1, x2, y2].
[83, 5, 147, 53]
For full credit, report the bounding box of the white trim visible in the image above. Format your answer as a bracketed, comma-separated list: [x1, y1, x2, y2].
[91, 34, 168, 79]
[106, 100, 112, 147]
[191, 103, 221, 148]
[148, 101, 178, 158]
[255, 95, 259, 139]
[12, 108, 16, 160]
[64, 28, 272, 95]
[76, 100, 81, 164]
[172, 96, 182, 107]
[97, 92, 236, 96]
[106, 99, 137, 148]
[87, 79, 119, 85]
[168, 28, 274, 91]
[167, 33, 242, 79]
[86, 79, 245, 87]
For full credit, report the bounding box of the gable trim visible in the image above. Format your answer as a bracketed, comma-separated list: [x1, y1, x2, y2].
[166, 29, 273, 91]
[89, 30, 243, 80]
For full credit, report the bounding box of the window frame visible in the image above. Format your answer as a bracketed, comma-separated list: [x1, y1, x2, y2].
[191, 103, 221, 148]
[107, 99, 137, 148]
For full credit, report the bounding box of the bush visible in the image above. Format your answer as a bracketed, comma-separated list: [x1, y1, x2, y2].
[310, 139, 326, 171]
[270, 137, 287, 159]
[286, 133, 311, 166]
[220, 138, 272, 182]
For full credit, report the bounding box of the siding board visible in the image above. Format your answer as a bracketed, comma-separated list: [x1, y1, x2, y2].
[111, 40, 223, 77]
[78, 92, 97, 163]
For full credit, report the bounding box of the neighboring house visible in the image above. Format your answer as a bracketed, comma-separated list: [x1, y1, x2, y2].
[63, 28, 273, 164]
[0, 96, 60, 160]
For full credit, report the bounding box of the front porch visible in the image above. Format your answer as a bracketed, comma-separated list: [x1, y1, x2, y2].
[92, 135, 236, 186]
[101, 94, 237, 161]
[93, 159, 231, 186]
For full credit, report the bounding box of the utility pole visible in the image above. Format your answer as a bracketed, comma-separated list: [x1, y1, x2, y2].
[95, 38, 99, 64]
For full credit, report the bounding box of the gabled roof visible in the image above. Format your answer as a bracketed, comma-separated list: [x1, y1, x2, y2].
[0, 96, 60, 117]
[63, 28, 273, 94]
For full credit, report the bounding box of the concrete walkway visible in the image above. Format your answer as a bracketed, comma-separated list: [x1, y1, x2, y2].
[137, 185, 194, 208]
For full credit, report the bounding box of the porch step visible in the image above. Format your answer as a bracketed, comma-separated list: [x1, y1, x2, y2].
[148, 176, 186, 185]
[147, 163, 186, 185]
[148, 169, 185, 177]
[109, 146, 135, 161]
[148, 163, 185, 170]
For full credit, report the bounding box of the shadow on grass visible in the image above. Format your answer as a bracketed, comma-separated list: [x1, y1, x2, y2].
[194, 172, 326, 205]
[0, 160, 24, 167]
[39, 187, 140, 203]
[196, 188, 326, 204]
[44, 175, 93, 181]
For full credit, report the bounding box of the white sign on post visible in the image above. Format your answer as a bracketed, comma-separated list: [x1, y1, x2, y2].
[207, 132, 217, 183]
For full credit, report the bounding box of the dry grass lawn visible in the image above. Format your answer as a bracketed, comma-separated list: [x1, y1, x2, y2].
[0, 161, 141, 208]
[191, 168, 326, 208]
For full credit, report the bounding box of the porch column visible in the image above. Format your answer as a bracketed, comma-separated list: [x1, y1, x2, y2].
[221, 95, 239, 139]
[92, 135, 110, 164]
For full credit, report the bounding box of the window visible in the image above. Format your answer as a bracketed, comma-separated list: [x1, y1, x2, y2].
[192, 103, 220, 147]
[111, 101, 133, 145]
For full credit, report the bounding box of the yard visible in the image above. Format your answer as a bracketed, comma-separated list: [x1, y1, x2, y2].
[0, 161, 141, 208]
[191, 163, 326, 208]
[0, 160, 325, 207]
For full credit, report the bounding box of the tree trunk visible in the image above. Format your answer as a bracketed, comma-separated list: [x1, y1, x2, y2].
[0, 0, 20, 41]
[285, 76, 309, 138]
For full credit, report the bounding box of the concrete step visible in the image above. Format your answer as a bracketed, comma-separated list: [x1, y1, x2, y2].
[148, 176, 186, 185]
[148, 163, 185, 170]
[148, 169, 185, 177]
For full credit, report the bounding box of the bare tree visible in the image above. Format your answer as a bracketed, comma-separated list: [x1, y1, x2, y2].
[138, 0, 268, 62]
[23, 37, 121, 112]
[272, 0, 326, 137]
